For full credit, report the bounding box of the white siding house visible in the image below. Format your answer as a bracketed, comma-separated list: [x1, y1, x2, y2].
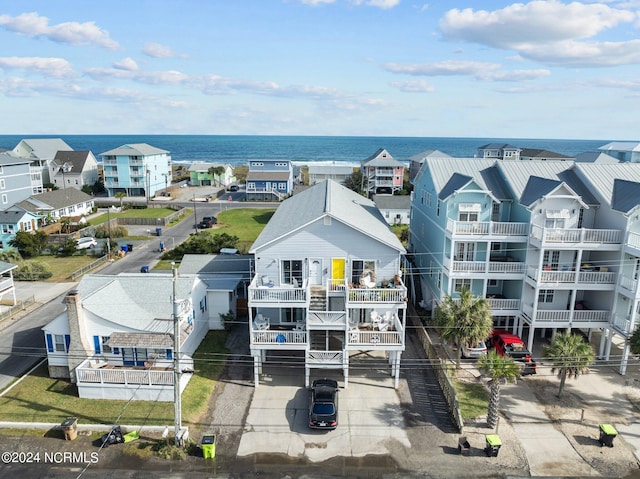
[248, 180, 407, 388]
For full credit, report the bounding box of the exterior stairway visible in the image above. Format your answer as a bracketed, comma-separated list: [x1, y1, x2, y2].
[309, 287, 327, 311]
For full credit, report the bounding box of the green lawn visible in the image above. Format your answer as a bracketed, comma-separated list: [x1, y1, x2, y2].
[453, 380, 489, 420]
[90, 208, 177, 225]
[23, 255, 103, 282]
[209, 208, 275, 252]
[0, 331, 227, 427]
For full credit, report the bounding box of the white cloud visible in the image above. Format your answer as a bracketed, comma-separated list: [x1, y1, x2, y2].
[0, 12, 119, 50]
[0, 56, 74, 78]
[297, 0, 336, 4]
[384, 60, 501, 76]
[143, 42, 180, 58]
[113, 57, 138, 71]
[438, 1, 639, 67]
[390, 79, 436, 92]
[85, 67, 189, 85]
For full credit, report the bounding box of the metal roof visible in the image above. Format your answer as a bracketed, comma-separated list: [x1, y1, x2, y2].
[15, 138, 72, 159]
[575, 163, 640, 209]
[99, 143, 169, 157]
[574, 151, 619, 164]
[250, 179, 405, 253]
[612, 179, 640, 213]
[520, 176, 562, 207]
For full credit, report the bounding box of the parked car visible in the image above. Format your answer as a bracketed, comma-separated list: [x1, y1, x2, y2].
[488, 329, 537, 375]
[461, 340, 488, 359]
[308, 379, 339, 430]
[198, 216, 217, 228]
[228, 185, 239, 192]
[76, 237, 97, 250]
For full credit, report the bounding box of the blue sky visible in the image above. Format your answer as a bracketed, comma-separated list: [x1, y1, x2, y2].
[1, 0, 639, 139]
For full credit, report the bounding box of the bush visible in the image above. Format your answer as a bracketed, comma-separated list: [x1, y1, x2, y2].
[57, 238, 77, 257]
[161, 232, 239, 261]
[14, 261, 53, 281]
[9, 231, 48, 258]
[94, 225, 128, 238]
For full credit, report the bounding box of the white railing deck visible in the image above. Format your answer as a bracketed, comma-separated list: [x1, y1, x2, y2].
[612, 314, 634, 335]
[248, 277, 307, 303]
[522, 303, 609, 324]
[530, 225, 622, 245]
[448, 260, 525, 274]
[250, 329, 307, 345]
[76, 366, 174, 385]
[526, 266, 617, 285]
[347, 286, 407, 304]
[446, 219, 529, 237]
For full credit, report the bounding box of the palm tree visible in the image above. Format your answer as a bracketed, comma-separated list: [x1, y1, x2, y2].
[543, 331, 595, 397]
[435, 287, 493, 369]
[477, 351, 521, 428]
[208, 166, 225, 186]
[114, 192, 126, 209]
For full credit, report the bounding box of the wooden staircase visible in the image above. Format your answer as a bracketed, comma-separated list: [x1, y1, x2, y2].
[309, 286, 327, 311]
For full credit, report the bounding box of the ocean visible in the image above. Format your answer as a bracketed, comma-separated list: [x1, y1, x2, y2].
[0, 135, 611, 166]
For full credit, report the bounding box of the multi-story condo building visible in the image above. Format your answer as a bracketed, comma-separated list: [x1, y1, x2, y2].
[11, 138, 73, 193]
[248, 180, 407, 388]
[0, 152, 35, 207]
[100, 143, 172, 198]
[361, 149, 405, 196]
[245, 159, 293, 201]
[410, 157, 640, 375]
[477, 143, 522, 160]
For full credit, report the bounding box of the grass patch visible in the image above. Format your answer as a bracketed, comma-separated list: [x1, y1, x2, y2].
[153, 260, 179, 270]
[209, 208, 275, 252]
[90, 208, 177, 225]
[453, 380, 488, 420]
[22, 255, 102, 282]
[0, 331, 228, 426]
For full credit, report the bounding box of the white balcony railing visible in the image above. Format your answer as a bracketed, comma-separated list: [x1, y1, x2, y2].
[448, 260, 525, 274]
[612, 314, 634, 335]
[251, 329, 307, 345]
[527, 266, 617, 285]
[619, 275, 638, 294]
[307, 311, 347, 328]
[76, 367, 173, 385]
[248, 277, 307, 303]
[530, 225, 622, 245]
[487, 298, 520, 311]
[522, 305, 609, 323]
[628, 232, 640, 250]
[347, 286, 407, 304]
[446, 219, 529, 237]
[306, 350, 344, 366]
[347, 330, 402, 346]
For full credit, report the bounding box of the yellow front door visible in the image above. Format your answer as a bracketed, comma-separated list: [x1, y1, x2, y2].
[331, 258, 345, 286]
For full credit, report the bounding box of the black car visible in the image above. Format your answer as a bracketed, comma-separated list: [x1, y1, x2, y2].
[198, 216, 217, 228]
[309, 379, 338, 430]
[228, 185, 239, 192]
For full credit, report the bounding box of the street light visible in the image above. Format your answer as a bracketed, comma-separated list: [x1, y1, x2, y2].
[193, 194, 198, 233]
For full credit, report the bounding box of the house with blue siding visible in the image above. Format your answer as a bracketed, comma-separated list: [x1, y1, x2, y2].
[100, 143, 172, 198]
[0, 205, 41, 249]
[11, 138, 73, 193]
[0, 152, 36, 207]
[410, 156, 640, 375]
[245, 159, 293, 201]
[248, 179, 407, 388]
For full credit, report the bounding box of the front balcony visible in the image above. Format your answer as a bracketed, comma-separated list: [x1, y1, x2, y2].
[625, 232, 640, 256]
[526, 266, 617, 289]
[530, 225, 622, 250]
[619, 275, 640, 297]
[444, 258, 526, 276]
[347, 312, 404, 348]
[612, 313, 635, 337]
[248, 276, 308, 305]
[250, 328, 308, 348]
[446, 219, 529, 238]
[347, 286, 407, 305]
[521, 303, 610, 328]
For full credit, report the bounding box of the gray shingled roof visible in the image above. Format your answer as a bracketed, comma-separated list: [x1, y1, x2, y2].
[178, 254, 253, 276]
[19, 188, 93, 211]
[0, 206, 39, 221]
[439, 173, 474, 201]
[361, 148, 405, 168]
[52, 151, 93, 172]
[99, 143, 169, 157]
[372, 195, 411, 210]
[109, 332, 173, 349]
[574, 151, 619, 164]
[422, 158, 502, 200]
[250, 179, 404, 253]
[519, 148, 572, 160]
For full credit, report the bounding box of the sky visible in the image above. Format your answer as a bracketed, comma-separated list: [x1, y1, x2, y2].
[0, 0, 639, 139]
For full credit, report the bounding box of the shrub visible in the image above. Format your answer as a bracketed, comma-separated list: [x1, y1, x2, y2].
[161, 232, 239, 261]
[9, 231, 48, 258]
[14, 261, 53, 281]
[94, 225, 128, 238]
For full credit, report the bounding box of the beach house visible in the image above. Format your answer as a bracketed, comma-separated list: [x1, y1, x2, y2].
[247, 180, 407, 388]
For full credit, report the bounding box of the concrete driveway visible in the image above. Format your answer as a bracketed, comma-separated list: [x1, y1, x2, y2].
[237, 361, 410, 462]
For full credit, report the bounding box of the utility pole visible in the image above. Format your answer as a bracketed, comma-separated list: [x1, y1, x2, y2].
[193, 194, 198, 233]
[172, 263, 182, 446]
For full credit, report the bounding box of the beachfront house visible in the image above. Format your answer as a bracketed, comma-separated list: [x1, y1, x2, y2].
[0, 206, 41, 249]
[0, 152, 36, 206]
[100, 143, 172, 199]
[17, 188, 94, 222]
[477, 143, 522, 160]
[248, 179, 408, 388]
[361, 148, 405, 196]
[307, 163, 355, 185]
[188, 162, 235, 187]
[50, 151, 99, 190]
[408, 149, 452, 184]
[42, 273, 209, 401]
[598, 142, 640, 163]
[11, 138, 73, 193]
[409, 156, 640, 374]
[245, 159, 293, 201]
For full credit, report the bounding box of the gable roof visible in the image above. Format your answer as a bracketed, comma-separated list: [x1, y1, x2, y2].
[409, 149, 452, 162]
[372, 195, 411, 210]
[612, 179, 640, 214]
[422, 158, 507, 201]
[178, 254, 253, 276]
[18, 188, 93, 212]
[14, 139, 72, 159]
[250, 179, 404, 253]
[598, 142, 640, 153]
[99, 143, 169, 157]
[188, 162, 231, 173]
[52, 151, 95, 173]
[0, 205, 40, 222]
[520, 176, 563, 207]
[575, 163, 640, 209]
[519, 148, 572, 160]
[478, 143, 520, 151]
[361, 148, 404, 168]
[574, 151, 619, 164]
[0, 152, 31, 167]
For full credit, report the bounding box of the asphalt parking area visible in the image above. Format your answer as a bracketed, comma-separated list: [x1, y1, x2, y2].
[237, 363, 410, 462]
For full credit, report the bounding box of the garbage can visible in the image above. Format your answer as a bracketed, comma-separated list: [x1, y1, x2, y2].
[485, 434, 501, 457]
[201, 434, 216, 459]
[156, 227, 162, 236]
[140, 265, 149, 273]
[120, 244, 128, 253]
[599, 424, 618, 447]
[61, 417, 78, 440]
[127, 244, 133, 252]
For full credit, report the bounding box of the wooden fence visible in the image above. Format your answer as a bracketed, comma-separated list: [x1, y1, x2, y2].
[0, 295, 36, 323]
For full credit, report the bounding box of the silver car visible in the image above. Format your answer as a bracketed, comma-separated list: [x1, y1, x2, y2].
[461, 340, 488, 359]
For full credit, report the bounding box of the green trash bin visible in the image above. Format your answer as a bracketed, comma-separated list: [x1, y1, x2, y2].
[599, 424, 617, 447]
[485, 434, 502, 457]
[201, 434, 216, 459]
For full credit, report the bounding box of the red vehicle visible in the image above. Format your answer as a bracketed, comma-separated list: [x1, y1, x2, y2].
[488, 329, 537, 375]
